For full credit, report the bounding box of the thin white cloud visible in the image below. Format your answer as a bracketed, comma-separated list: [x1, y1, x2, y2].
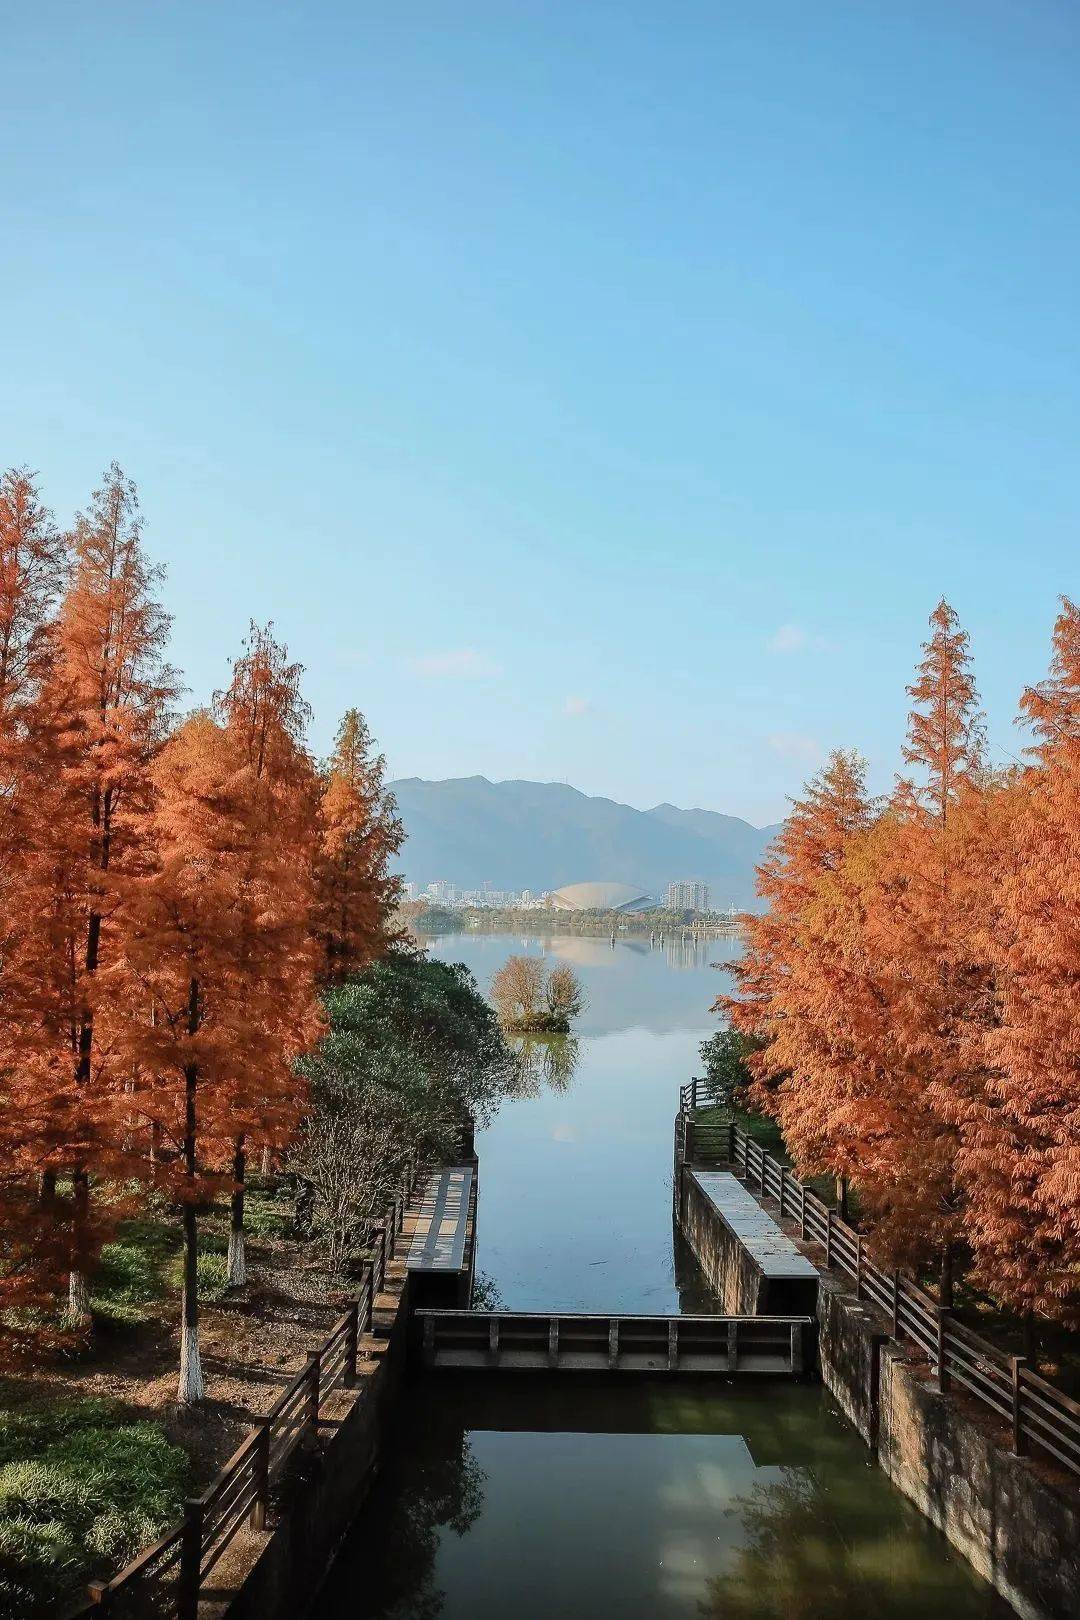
[563, 695, 591, 717]
[767, 623, 832, 655]
[767, 731, 823, 766]
[408, 648, 501, 679]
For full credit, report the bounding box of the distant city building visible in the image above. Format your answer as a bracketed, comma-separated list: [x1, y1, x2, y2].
[426, 879, 458, 904]
[549, 880, 652, 913]
[403, 881, 418, 903]
[666, 879, 710, 912]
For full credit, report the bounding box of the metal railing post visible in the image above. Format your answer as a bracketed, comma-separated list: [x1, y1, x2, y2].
[691, 1076, 698, 1111]
[178, 1497, 204, 1620]
[1011, 1356, 1027, 1454]
[728, 1118, 736, 1163]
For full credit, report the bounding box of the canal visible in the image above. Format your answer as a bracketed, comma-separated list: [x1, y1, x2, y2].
[317, 929, 1016, 1619]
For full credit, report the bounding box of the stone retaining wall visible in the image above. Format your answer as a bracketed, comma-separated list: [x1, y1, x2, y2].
[677, 1159, 1080, 1620]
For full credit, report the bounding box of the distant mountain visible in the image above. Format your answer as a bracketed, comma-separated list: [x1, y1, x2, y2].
[388, 776, 781, 909]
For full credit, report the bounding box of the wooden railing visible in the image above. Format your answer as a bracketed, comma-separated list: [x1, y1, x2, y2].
[72, 1162, 419, 1619]
[678, 1085, 1080, 1484]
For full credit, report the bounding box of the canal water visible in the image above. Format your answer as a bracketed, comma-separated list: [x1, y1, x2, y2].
[317, 929, 1016, 1619]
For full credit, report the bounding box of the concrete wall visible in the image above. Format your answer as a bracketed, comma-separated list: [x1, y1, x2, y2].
[875, 1307, 1080, 1620]
[677, 1165, 1080, 1620]
[679, 1168, 764, 1315]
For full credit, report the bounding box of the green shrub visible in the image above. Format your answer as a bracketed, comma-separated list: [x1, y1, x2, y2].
[0, 1397, 188, 1617]
[196, 1250, 228, 1300]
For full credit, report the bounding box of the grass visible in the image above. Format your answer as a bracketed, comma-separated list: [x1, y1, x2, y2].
[0, 1394, 188, 1618]
[92, 1214, 241, 1322]
[243, 1186, 293, 1240]
[91, 1216, 180, 1325]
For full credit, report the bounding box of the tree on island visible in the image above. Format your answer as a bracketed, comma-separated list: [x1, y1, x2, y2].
[490, 955, 585, 1032]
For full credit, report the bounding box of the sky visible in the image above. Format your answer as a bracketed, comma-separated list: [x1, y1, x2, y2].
[3, 2, 1079, 826]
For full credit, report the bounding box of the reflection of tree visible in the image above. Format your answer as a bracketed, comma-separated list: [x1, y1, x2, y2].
[363, 1428, 486, 1620]
[699, 1470, 997, 1620]
[510, 1032, 580, 1095]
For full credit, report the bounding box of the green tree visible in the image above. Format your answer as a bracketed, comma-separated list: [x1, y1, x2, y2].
[698, 1028, 762, 1112]
[291, 954, 518, 1259]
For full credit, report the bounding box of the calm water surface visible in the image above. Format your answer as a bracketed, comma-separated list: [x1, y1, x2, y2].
[317, 930, 1014, 1620]
[431, 928, 739, 1311]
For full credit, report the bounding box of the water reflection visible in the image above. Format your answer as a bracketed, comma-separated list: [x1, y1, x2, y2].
[425, 930, 735, 1312]
[319, 1380, 1013, 1620]
[508, 1031, 580, 1096]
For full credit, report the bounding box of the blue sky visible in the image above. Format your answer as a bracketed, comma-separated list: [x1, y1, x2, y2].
[4, 2, 1078, 824]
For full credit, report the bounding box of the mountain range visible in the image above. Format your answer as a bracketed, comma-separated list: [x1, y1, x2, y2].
[388, 776, 781, 909]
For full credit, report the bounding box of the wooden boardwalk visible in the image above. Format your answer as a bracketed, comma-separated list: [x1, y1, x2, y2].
[406, 1166, 474, 1272]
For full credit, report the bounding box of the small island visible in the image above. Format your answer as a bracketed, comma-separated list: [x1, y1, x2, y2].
[490, 955, 585, 1033]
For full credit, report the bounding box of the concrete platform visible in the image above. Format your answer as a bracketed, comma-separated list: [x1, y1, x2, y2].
[683, 1170, 819, 1315]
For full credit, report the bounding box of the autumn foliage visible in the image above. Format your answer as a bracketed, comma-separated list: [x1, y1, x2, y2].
[0, 466, 402, 1387]
[722, 597, 1080, 1325]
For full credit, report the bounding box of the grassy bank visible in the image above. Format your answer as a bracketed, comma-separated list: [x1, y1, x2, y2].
[0, 1395, 188, 1617]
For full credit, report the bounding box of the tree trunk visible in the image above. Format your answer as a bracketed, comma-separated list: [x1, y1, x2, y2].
[178, 1199, 204, 1403]
[260, 1144, 272, 1176]
[178, 978, 204, 1404]
[227, 1136, 246, 1288]
[835, 1175, 849, 1222]
[939, 1241, 955, 1309]
[66, 1168, 92, 1328]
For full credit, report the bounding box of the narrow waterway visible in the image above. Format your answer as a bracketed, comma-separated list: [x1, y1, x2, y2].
[317, 929, 1015, 1619]
[432, 928, 740, 1312]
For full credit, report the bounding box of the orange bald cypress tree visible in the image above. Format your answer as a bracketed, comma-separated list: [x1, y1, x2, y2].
[42, 465, 176, 1324]
[314, 708, 403, 982]
[0, 468, 70, 1346]
[955, 600, 1080, 1323]
[117, 653, 320, 1399]
[212, 624, 322, 1289]
[719, 750, 876, 1184]
[874, 600, 989, 1289]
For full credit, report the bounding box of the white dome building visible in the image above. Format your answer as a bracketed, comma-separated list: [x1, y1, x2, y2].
[548, 881, 652, 913]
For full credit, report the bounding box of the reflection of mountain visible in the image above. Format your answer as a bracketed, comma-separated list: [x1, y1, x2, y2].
[390, 776, 778, 907]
